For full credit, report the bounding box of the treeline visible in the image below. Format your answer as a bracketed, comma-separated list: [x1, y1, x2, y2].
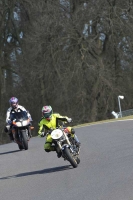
[0, 0, 133, 144]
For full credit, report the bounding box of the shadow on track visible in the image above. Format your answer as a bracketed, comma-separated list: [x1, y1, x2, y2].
[0, 150, 20, 155]
[0, 165, 72, 180]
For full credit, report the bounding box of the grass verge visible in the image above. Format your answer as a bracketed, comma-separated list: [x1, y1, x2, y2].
[74, 115, 133, 128]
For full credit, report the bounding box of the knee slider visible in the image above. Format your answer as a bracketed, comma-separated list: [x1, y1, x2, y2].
[71, 128, 75, 134]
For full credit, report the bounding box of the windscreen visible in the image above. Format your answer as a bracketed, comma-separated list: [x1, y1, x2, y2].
[10, 110, 28, 122]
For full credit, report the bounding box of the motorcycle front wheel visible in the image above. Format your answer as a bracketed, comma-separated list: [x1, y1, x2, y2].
[18, 144, 24, 150]
[21, 130, 28, 150]
[64, 147, 78, 168]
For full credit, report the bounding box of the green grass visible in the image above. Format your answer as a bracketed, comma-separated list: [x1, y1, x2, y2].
[74, 115, 133, 128]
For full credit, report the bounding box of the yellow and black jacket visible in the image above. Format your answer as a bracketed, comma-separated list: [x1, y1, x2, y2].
[38, 113, 69, 135]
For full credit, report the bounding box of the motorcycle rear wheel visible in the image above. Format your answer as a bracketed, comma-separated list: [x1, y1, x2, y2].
[64, 147, 78, 168]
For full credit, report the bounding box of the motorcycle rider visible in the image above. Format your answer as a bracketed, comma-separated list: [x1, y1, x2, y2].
[38, 105, 81, 157]
[4, 97, 32, 141]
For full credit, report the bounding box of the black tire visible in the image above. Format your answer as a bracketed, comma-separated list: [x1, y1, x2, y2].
[21, 130, 28, 150]
[18, 144, 23, 150]
[15, 131, 23, 150]
[64, 147, 78, 168]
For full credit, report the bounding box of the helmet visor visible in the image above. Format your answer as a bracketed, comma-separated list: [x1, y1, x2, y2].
[43, 110, 52, 119]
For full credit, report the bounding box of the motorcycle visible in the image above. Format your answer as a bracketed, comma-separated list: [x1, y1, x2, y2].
[50, 125, 80, 168]
[6, 109, 34, 150]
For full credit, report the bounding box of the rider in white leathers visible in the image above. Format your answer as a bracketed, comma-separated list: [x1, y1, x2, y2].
[5, 97, 32, 140]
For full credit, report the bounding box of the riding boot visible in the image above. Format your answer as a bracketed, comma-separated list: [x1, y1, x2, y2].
[28, 127, 32, 138]
[74, 134, 81, 147]
[55, 145, 62, 158]
[8, 132, 14, 141]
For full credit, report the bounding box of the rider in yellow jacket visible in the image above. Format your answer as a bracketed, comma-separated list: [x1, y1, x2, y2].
[38, 105, 80, 156]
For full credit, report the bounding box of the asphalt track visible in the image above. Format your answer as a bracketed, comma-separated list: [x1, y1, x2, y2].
[0, 120, 133, 200]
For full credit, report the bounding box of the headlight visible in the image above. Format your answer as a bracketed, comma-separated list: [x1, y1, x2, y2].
[15, 122, 21, 127]
[51, 129, 63, 140]
[22, 120, 29, 126]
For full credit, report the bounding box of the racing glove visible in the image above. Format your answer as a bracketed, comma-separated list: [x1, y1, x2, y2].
[7, 119, 12, 125]
[38, 132, 45, 137]
[67, 118, 72, 123]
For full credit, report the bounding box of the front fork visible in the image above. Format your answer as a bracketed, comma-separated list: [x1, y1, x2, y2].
[56, 132, 76, 158]
[57, 142, 75, 156]
[57, 131, 72, 150]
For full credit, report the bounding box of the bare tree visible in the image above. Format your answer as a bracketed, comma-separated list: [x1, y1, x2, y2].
[1, 0, 133, 143]
[16, 0, 133, 123]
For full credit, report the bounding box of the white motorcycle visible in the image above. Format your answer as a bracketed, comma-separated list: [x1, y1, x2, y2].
[50, 127, 80, 168]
